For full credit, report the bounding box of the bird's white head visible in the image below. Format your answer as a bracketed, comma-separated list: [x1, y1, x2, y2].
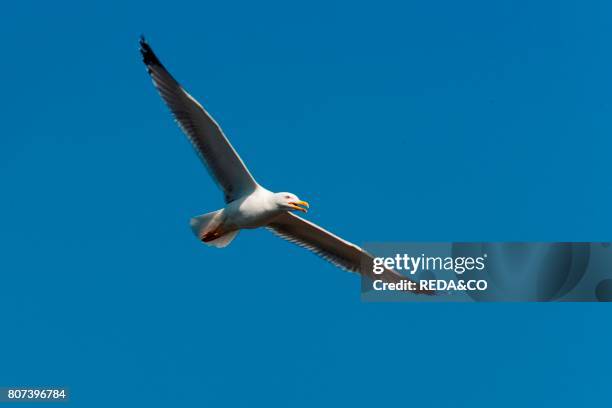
[274, 192, 310, 213]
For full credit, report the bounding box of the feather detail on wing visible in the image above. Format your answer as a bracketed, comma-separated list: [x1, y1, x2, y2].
[267, 213, 432, 294]
[139, 37, 258, 203]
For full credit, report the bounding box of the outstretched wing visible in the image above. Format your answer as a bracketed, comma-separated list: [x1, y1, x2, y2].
[140, 37, 258, 203]
[267, 212, 431, 294]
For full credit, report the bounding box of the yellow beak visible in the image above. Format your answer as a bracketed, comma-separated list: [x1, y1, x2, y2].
[289, 200, 310, 213]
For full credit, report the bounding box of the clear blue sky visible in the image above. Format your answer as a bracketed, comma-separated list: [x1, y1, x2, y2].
[1, 0, 611, 406]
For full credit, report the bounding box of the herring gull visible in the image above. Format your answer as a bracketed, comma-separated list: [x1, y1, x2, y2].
[139, 37, 427, 294]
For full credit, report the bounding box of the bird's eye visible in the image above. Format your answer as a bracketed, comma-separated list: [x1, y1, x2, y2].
[285, 195, 291, 199]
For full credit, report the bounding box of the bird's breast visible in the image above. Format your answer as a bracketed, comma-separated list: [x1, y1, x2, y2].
[224, 194, 278, 229]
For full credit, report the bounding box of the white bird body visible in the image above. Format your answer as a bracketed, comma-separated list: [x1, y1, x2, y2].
[187, 187, 284, 248]
[140, 37, 430, 295]
[224, 187, 278, 229]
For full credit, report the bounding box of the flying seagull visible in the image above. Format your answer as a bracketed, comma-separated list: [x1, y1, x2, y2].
[139, 37, 428, 294]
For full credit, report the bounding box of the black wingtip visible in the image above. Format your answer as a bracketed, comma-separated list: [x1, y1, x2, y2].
[139, 35, 161, 67]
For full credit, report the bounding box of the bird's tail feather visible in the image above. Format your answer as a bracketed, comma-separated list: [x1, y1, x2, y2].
[190, 211, 239, 248]
[190, 210, 222, 236]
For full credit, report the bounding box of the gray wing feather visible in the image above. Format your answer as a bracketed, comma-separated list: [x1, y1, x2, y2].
[267, 213, 431, 294]
[140, 38, 258, 203]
